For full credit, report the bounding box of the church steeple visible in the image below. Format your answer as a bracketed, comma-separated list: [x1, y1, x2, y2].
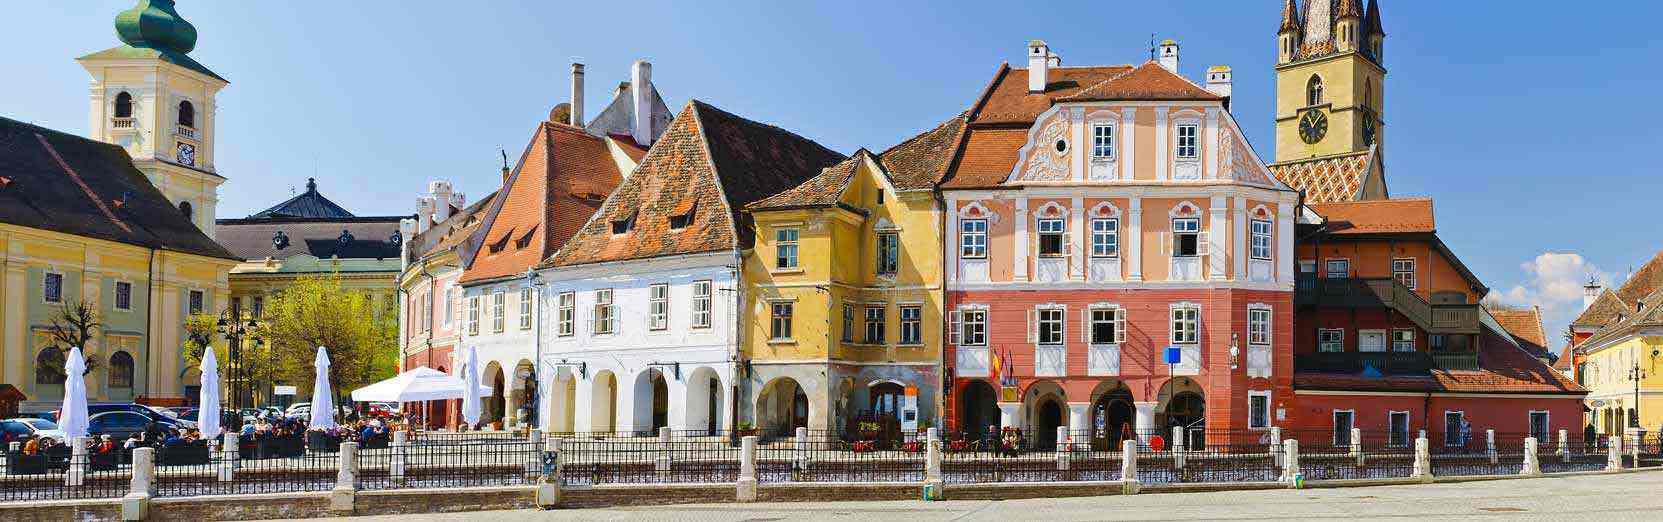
[1364, 0, 1385, 59]
[1278, 0, 1302, 64]
[1335, 0, 1362, 53]
[1272, 0, 1387, 162]
[115, 0, 197, 55]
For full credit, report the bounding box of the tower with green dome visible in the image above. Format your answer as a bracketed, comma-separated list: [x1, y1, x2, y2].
[77, 0, 229, 238]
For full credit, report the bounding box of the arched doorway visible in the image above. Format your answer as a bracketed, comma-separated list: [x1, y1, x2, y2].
[590, 371, 618, 434]
[1156, 377, 1205, 448]
[650, 371, 669, 432]
[957, 380, 999, 440]
[485, 362, 506, 427]
[1035, 399, 1064, 450]
[684, 367, 723, 436]
[756, 377, 809, 437]
[1091, 384, 1135, 449]
[511, 360, 535, 427]
[1024, 381, 1067, 451]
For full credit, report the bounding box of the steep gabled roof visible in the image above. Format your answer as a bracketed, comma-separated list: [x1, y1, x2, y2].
[1615, 250, 1663, 304]
[748, 154, 864, 211]
[967, 63, 1135, 125]
[1268, 146, 1386, 204]
[876, 112, 969, 190]
[1571, 288, 1629, 329]
[0, 116, 235, 260]
[1489, 305, 1551, 360]
[1054, 61, 1222, 103]
[248, 178, 355, 219]
[548, 100, 844, 267]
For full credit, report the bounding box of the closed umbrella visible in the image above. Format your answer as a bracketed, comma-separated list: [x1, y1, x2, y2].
[461, 345, 482, 428]
[309, 346, 335, 430]
[198, 348, 222, 439]
[58, 346, 89, 439]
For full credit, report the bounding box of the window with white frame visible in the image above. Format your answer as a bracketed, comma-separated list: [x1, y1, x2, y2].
[491, 291, 505, 333]
[1389, 411, 1410, 447]
[1090, 306, 1125, 344]
[1037, 218, 1066, 257]
[1392, 258, 1416, 289]
[467, 297, 480, 335]
[557, 292, 575, 337]
[1037, 307, 1065, 345]
[649, 283, 669, 331]
[1172, 218, 1201, 257]
[960, 219, 987, 259]
[691, 280, 712, 329]
[188, 289, 204, 314]
[593, 289, 616, 335]
[1248, 307, 1272, 346]
[519, 288, 534, 330]
[1249, 391, 1271, 429]
[419, 293, 432, 332]
[864, 305, 885, 344]
[1250, 219, 1273, 260]
[1170, 304, 1199, 344]
[1175, 124, 1198, 159]
[1391, 329, 1415, 352]
[775, 228, 799, 269]
[841, 304, 855, 343]
[770, 302, 793, 341]
[1318, 329, 1344, 352]
[43, 272, 63, 303]
[1091, 124, 1115, 159]
[1325, 259, 1350, 278]
[876, 233, 899, 275]
[900, 306, 922, 345]
[114, 281, 132, 311]
[1091, 218, 1118, 258]
[960, 309, 986, 346]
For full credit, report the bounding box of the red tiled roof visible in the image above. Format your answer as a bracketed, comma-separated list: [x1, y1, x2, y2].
[1309, 198, 1435, 235]
[1570, 288, 1628, 329]
[1268, 148, 1377, 204]
[940, 128, 1027, 189]
[968, 64, 1134, 125]
[1054, 61, 1222, 103]
[1553, 346, 1575, 371]
[749, 154, 863, 211]
[1489, 305, 1550, 358]
[877, 112, 969, 190]
[547, 100, 844, 267]
[461, 122, 624, 284]
[1279, 0, 1301, 33]
[1616, 249, 1663, 304]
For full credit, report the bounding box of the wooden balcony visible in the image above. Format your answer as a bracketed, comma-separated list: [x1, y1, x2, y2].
[1295, 274, 1480, 334]
[1294, 350, 1482, 375]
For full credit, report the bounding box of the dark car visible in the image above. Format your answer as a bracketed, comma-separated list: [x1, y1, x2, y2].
[86, 411, 157, 440]
[54, 404, 194, 430]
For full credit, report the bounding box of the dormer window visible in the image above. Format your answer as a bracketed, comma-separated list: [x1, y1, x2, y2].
[611, 211, 636, 234]
[177, 100, 195, 128]
[514, 225, 537, 249]
[669, 201, 696, 230]
[114, 92, 133, 118]
[488, 228, 513, 253]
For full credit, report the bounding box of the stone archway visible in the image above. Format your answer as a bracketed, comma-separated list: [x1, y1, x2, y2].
[631, 369, 671, 433]
[509, 359, 535, 428]
[756, 377, 809, 438]
[957, 380, 1000, 440]
[589, 371, 618, 434]
[483, 361, 506, 427]
[1089, 381, 1135, 449]
[1155, 377, 1205, 448]
[684, 367, 724, 436]
[1023, 381, 1067, 450]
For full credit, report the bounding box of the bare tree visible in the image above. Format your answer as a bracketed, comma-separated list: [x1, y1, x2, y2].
[41, 300, 101, 377]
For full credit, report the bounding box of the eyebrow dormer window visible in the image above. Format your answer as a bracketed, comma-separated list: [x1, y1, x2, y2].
[669, 201, 696, 230]
[611, 212, 636, 234]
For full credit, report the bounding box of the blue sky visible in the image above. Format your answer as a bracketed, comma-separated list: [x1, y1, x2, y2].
[5, 1, 1661, 342]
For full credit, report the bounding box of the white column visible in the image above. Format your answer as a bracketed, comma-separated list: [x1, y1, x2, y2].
[1276, 201, 1295, 283]
[1127, 198, 1143, 282]
[1121, 439, 1139, 491]
[573, 375, 596, 432]
[1280, 439, 1300, 482]
[946, 196, 960, 286]
[1153, 108, 1169, 181]
[1070, 108, 1086, 181]
[1413, 436, 1432, 481]
[1070, 197, 1086, 280]
[1013, 198, 1030, 280]
[1522, 437, 1542, 476]
[1120, 108, 1137, 180]
[1232, 196, 1248, 281]
[1208, 196, 1228, 281]
[1203, 109, 1219, 179]
[1134, 401, 1155, 443]
[66, 436, 88, 486]
[391, 431, 408, 484]
[737, 435, 759, 502]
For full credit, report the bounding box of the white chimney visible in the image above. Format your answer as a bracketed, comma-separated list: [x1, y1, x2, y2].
[1206, 65, 1233, 110]
[570, 63, 585, 127]
[1158, 39, 1180, 72]
[631, 60, 653, 146]
[414, 196, 435, 233]
[1584, 278, 1604, 311]
[1027, 40, 1050, 93]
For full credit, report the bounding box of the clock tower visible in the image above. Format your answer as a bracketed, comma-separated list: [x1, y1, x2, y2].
[77, 0, 228, 238]
[1273, 0, 1385, 163]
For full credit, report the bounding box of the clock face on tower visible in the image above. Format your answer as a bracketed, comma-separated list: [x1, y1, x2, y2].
[1362, 116, 1377, 146]
[176, 142, 195, 166]
[1298, 110, 1328, 144]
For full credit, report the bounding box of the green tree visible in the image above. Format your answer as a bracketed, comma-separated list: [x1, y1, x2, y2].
[255, 274, 397, 407]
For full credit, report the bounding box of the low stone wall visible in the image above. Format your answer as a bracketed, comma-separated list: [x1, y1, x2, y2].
[945, 481, 1124, 500]
[757, 482, 920, 502]
[0, 499, 122, 522]
[151, 493, 332, 521]
[355, 486, 537, 514]
[559, 483, 731, 508]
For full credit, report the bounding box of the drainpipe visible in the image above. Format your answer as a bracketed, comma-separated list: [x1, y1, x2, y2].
[729, 256, 744, 439]
[144, 247, 157, 404]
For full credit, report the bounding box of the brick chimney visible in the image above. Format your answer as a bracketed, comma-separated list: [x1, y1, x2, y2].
[631, 60, 653, 146]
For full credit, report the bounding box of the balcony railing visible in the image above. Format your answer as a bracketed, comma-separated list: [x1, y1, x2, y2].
[175, 125, 198, 140]
[1295, 274, 1480, 334]
[1431, 351, 1480, 371]
[111, 117, 134, 129]
[1295, 350, 1481, 375]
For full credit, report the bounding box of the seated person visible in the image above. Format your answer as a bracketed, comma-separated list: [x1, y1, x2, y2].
[95, 434, 116, 454]
[21, 436, 40, 456]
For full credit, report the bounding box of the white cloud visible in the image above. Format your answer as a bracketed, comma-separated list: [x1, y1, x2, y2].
[1492, 252, 1612, 346]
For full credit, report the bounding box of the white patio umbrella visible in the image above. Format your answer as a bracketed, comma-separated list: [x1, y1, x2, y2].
[460, 345, 482, 428]
[197, 348, 222, 439]
[57, 346, 89, 439]
[350, 366, 491, 403]
[309, 346, 336, 430]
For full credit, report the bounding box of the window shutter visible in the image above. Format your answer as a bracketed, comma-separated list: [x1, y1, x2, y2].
[1114, 307, 1127, 343]
[1026, 309, 1038, 344]
[1198, 231, 1211, 257]
[948, 310, 962, 345]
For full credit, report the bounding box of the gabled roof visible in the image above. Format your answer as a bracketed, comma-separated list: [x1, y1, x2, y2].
[967, 63, 1135, 125]
[748, 154, 864, 212]
[1615, 249, 1663, 304]
[1553, 346, 1575, 371]
[1054, 61, 1223, 103]
[876, 111, 969, 190]
[1268, 146, 1385, 204]
[1571, 288, 1629, 329]
[1489, 305, 1552, 360]
[1309, 198, 1434, 235]
[249, 178, 355, 219]
[461, 121, 626, 284]
[0, 116, 236, 260]
[214, 216, 406, 261]
[1578, 288, 1663, 350]
[548, 100, 844, 267]
[584, 81, 674, 146]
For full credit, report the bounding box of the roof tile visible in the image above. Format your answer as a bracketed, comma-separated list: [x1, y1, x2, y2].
[1268, 149, 1374, 203]
[1309, 197, 1435, 235]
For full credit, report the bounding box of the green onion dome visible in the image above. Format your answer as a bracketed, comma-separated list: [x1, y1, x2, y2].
[115, 0, 197, 54]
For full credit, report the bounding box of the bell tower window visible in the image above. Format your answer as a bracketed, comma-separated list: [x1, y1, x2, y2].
[178, 101, 195, 127]
[1306, 76, 1324, 106]
[114, 92, 133, 118]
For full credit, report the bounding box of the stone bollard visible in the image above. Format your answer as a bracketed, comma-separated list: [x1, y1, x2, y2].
[1171, 426, 1186, 470]
[737, 435, 758, 502]
[330, 442, 359, 513]
[1522, 437, 1542, 476]
[536, 437, 563, 509]
[1279, 439, 1300, 484]
[1627, 428, 1642, 465]
[1412, 437, 1432, 482]
[123, 447, 155, 521]
[656, 427, 674, 480]
[1055, 426, 1070, 471]
[66, 436, 88, 487]
[1269, 427, 1284, 467]
[924, 434, 944, 499]
[792, 427, 809, 481]
[391, 431, 408, 485]
[1486, 429, 1497, 464]
[1121, 439, 1140, 494]
[1558, 429, 1569, 458]
[219, 433, 237, 482]
[1607, 434, 1623, 471]
[1351, 427, 1364, 466]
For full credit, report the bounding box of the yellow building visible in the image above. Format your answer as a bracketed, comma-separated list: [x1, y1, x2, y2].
[1571, 252, 1663, 435]
[742, 115, 965, 434]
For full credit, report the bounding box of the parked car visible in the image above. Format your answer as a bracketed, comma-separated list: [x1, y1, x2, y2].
[86, 411, 157, 440]
[54, 404, 195, 431]
[1, 418, 68, 446]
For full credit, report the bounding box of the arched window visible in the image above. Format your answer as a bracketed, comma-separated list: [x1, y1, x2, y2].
[178, 100, 195, 127]
[1364, 80, 1374, 110]
[35, 347, 66, 385]
[1306, 76, 1324, 106]
[109, 351, 134, 389]
[114, 92, 133, 118]
[179, 201, 193, 220]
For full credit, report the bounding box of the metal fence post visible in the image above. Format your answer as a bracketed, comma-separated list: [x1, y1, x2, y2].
[1269, 427, 1283, 467]
[1486, 429, 1497, 464]
[330, 441, 358, 513]
[219, 432, 237, 482]
[1412, 436, 1431, 482]
[657, 426, 673, 480]
[1055, 426, 1070, 471]
[65, 436, 87, 486]
[1351, 427, 1364, 466]
[122, 447, 155, 521]
[1522, 437, 1541, 476]
[1607, 434, 1623, 471]
[737, 435, 758, 502]
[1171, 426, 1186, 470]
[1121, 439, 1140, 494]
[391, 430, 407, 485]
[536, 436, 562, 509]
[1278, 439, 1299, 484]
[1558, 429, 1568, 458]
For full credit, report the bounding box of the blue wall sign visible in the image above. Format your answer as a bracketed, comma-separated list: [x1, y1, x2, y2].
[1164, 346, 1182, 365]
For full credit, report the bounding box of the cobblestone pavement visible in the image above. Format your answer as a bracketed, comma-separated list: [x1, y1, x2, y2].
[309, 471, 1663, 521]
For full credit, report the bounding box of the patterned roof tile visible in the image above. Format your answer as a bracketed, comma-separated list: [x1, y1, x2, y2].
[1268, 149, 1375, 204]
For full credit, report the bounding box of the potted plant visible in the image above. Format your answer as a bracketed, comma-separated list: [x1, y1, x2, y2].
[735, 421, 758, 438]
[851, 440, 876, 453]
[901, 440, 924, 453]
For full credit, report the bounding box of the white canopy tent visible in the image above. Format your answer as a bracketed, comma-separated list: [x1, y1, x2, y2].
[350, 366, 491, 403]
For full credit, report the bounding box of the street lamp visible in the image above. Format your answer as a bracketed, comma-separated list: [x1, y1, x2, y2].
[215, 307, 262, 428]
[523, 268, 545, 429]
[1630, 361, 1649, 431]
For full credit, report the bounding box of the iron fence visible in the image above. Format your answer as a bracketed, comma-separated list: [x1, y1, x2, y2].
[0, 448, 129, 502]
[154, 444, 339, 497]
[1297, 439, 1415, 481]
[1138, 443, 1280, 484]
[1538, 434, 1607, 474]
[757, 436, 926, 483]
[558, 436, 739, 486]
[360, 439, 542, 490]
[1428, 433, 1526, 477]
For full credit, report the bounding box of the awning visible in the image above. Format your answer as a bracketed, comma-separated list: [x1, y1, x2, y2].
[350, 366, 493, 403]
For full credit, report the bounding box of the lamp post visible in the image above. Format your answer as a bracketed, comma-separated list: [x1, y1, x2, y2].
[215, 307, 262, 428]
[523, 268, 544, 429]
[1630, 362, 1648, 430]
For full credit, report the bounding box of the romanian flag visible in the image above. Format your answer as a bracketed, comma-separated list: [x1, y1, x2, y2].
[988, 346, 1002, 387]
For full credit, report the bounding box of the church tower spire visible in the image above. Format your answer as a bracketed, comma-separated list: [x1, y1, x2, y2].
[1277, 0, 1301, 65]
[1272, 0, 1386, 163]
